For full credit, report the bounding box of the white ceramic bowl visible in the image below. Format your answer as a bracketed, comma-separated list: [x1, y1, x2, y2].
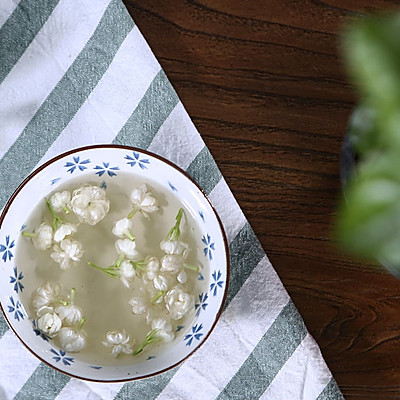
[0, 145, 229, 382]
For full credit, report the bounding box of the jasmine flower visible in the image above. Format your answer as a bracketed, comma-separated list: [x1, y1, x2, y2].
[51, 239, 83, 270]
[129, 289, 161, 323]
[160, 239, 189, 257]
[128, 184, 158, 219]
[22, 223, 53, 251]
[53, 223, 78, 243]
[55, 288, 83, 326]
[153, 274, 169, 292]
[151, 318, 174, 342]
[37, 312, 62, 337]
[102, 329, 134, 357]
[146, 257, 160, 280]
[70, 185, 110, 225]
[128, 296, 149, 315]
[49, 191, 71, 214]
[115, 238, 140, 261]
[88, 258, 146, 288]
[119, 260, 136, 288]
[160, 254, 184, 274]
[31, 282, 61, 313]
[59, 317, 86, 352]
[36, 305, 54, 317]
[59, 325, 87, 352]
[164, 286, 195, 320]
[112, 218, 135, 241]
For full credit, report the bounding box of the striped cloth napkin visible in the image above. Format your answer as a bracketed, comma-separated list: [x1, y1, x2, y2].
[0, 0, 344, 399]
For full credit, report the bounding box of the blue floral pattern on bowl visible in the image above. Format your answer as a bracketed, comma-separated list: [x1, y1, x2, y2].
[94, 162, 119, 177]
[202, 234, 215, 261]
[184, 324, 203, 346]
[125, 151, 150, 169]
[195, 293, 208, 317]
[10, 266, 24, 293]
[168, 181, 177, 192]
[198, 211, 205, 222]
[50, 348, 74, 366]
[64, 156, 91, 173]
[51, 177, 62, 185]
[8, 296, 24, 321]
[210, 270, 224, 297]
[0, 235, 15, 262]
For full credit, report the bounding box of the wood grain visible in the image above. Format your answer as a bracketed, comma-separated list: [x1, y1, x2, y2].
[123, 1, 400, 398]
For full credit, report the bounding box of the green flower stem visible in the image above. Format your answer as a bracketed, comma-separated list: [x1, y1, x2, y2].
[70, 288, 76, 304]
[46, 198, 64, 230]
[77, 317, 86, 332]
[183, 263, 199, 272]
[130, 260, 147, 275]
[165, 208, 184, 241]
[21, 231, 36, 238]
[151, 290, 165, 303]
[114, 253, 125, 268]
[58, 288, 77, 306]
[127, 209, 138, 219]
[63, 205, 71, 214]
[88, 262, 120, 278]
[133, 329, 162, 356]
[124, 230, 135, 241]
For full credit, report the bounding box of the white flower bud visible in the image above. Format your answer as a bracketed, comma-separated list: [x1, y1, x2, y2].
[120, 260, 136, 288]
[32, 223, 53, 251]
[31, 282, 61, 313]
[164, 286, 195, 320]
[102, 330, 134, 357]
[177, 270, 187, 284]
[49, 191, 71, 213]
[146, 257, 160, 280]
[70, 185, 109, 225]
[36, 305, 54, 317]
[112, 218, 134, 239]
[160, 254, 183, 274]
[53, 223, 77, 243]
[128, 297, 147, 315]
[151, 318, 174, 342]
[115, 238, 140, 260]
[55, 304, 83, 327]
[160, 240, 189, 257]
[59, 327, 86, 352]
[153, 275, 169, 292]
[51, 239, 83, 270]
[37, 312, 62, 337]
[129, 184, 158, 218]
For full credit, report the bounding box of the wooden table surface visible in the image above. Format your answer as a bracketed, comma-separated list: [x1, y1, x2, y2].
[123, 1, 400, 398]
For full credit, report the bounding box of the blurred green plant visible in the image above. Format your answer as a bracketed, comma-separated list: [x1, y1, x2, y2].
[336, 12, 400, 271]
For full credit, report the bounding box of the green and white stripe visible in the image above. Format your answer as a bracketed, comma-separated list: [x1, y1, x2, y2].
[0, 1, 20, 30]
[0, 0, 343, 399]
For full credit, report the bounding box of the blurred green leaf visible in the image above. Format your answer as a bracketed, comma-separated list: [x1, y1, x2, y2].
[336, 152, 400, 267]
[343, 13, 400, 149]
[337, 11, 400, 273]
